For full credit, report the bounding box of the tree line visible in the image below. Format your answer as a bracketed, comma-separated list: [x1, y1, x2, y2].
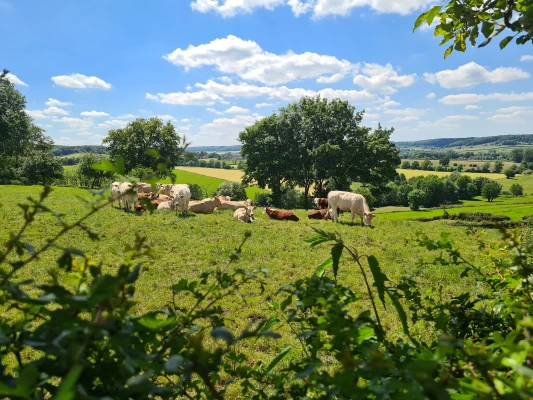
[239, 96, 400, 208]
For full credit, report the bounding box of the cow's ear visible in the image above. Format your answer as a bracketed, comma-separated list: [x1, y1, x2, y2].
[179, 195, 184, 198]
[372, 213, 377, 217]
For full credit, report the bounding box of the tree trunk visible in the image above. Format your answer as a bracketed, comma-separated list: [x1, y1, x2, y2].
[304, 185, 309, 210]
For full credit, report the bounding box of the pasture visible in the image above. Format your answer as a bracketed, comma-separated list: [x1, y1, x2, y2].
[0, 185, 504, 370]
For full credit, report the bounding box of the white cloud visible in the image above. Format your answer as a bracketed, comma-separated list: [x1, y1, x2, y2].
[5, 73, 28, 86]
[146, 91, 224, 105]
[363, 112, 381, 119]
[217, 76, 232, 83]
[520, 55, 533, 62]
[80, 110, 110, 117]
[194, 79, 386, 104]
[177, 124, 192, 132]
[116, 114, 136, 119]
[224, 105, 250, 114]
[207, 107, 223, 115]
[26, 110, 46, 119]
[382, 100, 401, 107]
[441, 115, 479, 121]
[439, 92, 533, 105]
[255, 102, 274, 108]
[44, 106, 69, 115]
[190, 0, 435, 18]
[390, 116, 419, 122]
[426, 92, 436, 99]
[180, 118, 190, 123]
[487, 107, 533, 122]
[164, 35, 354, 85]
[76, 132, 95, 136]
[55, 117, 94, 131]
[424, 62, 529, 89]
[45, 98, 72, 107]
[384, 108, 427, 117]
[194, 114, 264, 145]
[418, 120, 459, 129]
[97, 119, 128, 128]
[496, 106, 531, 113]
[154, 114, 177, 121]
[464, 105, 480, 110]
[353, 63, 416, 94]
[51, 73, 112, 90]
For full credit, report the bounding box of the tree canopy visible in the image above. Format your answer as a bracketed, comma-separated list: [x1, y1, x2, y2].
[414, 0, 533, 58]
[103, 117, 188, 173]
[239, 96, 400, 208]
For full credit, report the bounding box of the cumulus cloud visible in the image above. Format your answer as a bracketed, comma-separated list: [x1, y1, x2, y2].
[384, 108, 427, 117]
[352, 63, 416, 94]
[424, 62, 529, 89]
[464, 105, 480, 110]
[116, 114, 136, 119]
[207, 107, 223, 115]
[146, 91, 224, 105]
[255, 102, 274, 108]
[51, 73, 112, 90]
[426, 92, 436, 99]
[496, 106, 531, 113]
[441, 115, 479, 121]
[224, 105, 250, 114]
[439, 92, 533, 105]
[487, 107, 533, 122]
[390, 116, 419, 122]
[181, 118, 190, 123]
[194, 79, 386, 104]
[97, 119, 128, 128]
[194, 114, 264, 145]
[55, 117, 94, 131]
[44, 107, 69, 115]
[153, 115, 177, 121]
[520, 55, 533, 62]
[80, 110, 110, 117]
[5, 73, 28, 86]
[45, 98, 72, 107]
[190, 0, 435, 18]
[26, 110, 47, 119]
[217, 76, 232, 83]
[164, 35, 354, 85]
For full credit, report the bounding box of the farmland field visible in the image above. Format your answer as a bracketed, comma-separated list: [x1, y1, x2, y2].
[0, 184, 506, 373]
[397, 168, 506, 179]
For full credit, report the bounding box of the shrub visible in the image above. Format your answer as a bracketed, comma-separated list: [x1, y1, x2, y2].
[216, 181, 247, 201]
[254, 192, 272, 206]
[280, 187, 303, 209]
[481, 181, 502, 202]
[189, 183, 203, 200]
[504, 168, 517, 179]
[129, 166, 153, 181]
[401, 160, 411, 169]
[355, 186, 375, 208]
[510, 183, 524, 197]
[408, 188, 425, 211]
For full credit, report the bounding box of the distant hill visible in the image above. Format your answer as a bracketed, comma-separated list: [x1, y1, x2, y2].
[52, 145, 107, 156]
[187, 146, 241, 152]
[394, 134, 533, 149]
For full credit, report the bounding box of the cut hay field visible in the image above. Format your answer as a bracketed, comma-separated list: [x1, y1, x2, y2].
[397, 168, 506, 179]
[0, 185, 505, 372]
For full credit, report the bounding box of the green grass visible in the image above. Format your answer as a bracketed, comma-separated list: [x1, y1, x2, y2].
[62, 165, 77, 172]
[1, 185, 523, 385]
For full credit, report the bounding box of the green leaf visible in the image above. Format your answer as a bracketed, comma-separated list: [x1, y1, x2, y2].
[91, 156, 125, 175]
[481, 21, 495, 39]
[211, 327, 234, 345]
[260, 317, 280, 334]
[126, 263, 142, 283]
[144, 149, 160, 158]
[413, 11, 428, 32]
[444, 45, 453, 59]
[306, 235, 330, 248]
[137, 313, 178, 331]
[165, 355, 185, 372]
[356, 326, 375, 344]
[499, 35, 513, 49]
[314, 257, 333, 277]
[469, 24, 479, 46]
[386, 289, 410, 337]
[368, 255, 388, 309]
[0, 365, 40, 399]
[331, 243, 343, 280]
[424, 6, 441, 25]
[265, 346, 292, 374]
[53, 365, 84, 400]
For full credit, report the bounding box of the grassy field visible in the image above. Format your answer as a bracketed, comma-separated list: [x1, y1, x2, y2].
[0, 185, 506, 374]
[402, 159, 517, 169]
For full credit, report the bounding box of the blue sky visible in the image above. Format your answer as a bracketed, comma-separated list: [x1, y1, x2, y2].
[2, 0, 533, 146]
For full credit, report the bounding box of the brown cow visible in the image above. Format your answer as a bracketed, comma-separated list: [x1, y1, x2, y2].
[313, 197, 329, 209]
[307, 209, 331, 220]
[263, 207, 299, 222]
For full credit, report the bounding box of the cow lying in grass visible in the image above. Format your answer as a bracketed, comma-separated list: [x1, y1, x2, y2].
[187, 196, 222, 214]
[234, 206, 255, 223]
[307, 209, 331, 220]
[263, 207, 299, 222]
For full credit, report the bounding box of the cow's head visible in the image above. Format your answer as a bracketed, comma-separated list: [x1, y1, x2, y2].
[213, 196, 222, 207]
[263, 207, 270, 215]
[363, 212, 376, 227]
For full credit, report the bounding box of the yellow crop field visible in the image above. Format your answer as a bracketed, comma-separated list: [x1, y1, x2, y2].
[397, 169, 506, 180]
[177, 166, 244, 182]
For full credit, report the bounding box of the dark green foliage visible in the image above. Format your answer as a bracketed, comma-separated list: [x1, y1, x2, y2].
[52, 145, 107, 156]
[439, 155, 450, 166]
[103, 117, 188, 173]
[493, 160, 504, 173]
[216, 181, 247, 201]
[504, 168, 517, 178]
[1, 186, 533, 398]
[189, 183, 203, 200]
[76, 153, 115, 188]
[408, 189, 425, 211]
[396, 134, 533, 149]
[511, 183, 524, 197]
[482, 181, 503, 202]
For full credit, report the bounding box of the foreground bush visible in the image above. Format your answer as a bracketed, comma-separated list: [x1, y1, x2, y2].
[1, 186, 532, 399]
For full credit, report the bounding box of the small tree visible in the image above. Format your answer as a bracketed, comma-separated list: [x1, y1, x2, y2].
[77, 153, 114, 188]
[466, 183, 478, 200]
[356, 187, 375, 208]
[493, 160, 504, 173]
[411, 160, 420, 170]
[408, 189, 425, 211]
[504, 168, 516, 179]
[216, 181, 247, 201]
[421, 159, 432, 170]
[401, 160, 411, 169]
[510, 183, 524, 197]
[457, 164, 463, 172]
[481, 162, 491, 173]
[481, 181, 502, 202]
[439, 156, 450, 167]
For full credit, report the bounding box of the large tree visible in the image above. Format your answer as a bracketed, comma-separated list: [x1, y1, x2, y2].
[103, 117, 188, 173]
[239, 96, 400, 208]
[414, 1, 533, 58]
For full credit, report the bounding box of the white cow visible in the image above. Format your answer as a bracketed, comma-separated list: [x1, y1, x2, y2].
[137, 182, 152, 194]
[156, 183, 174, 196]
[327, 190, 375, 227]
[119, 182, 138, 212]
[170, 184, 191, 216]
[234, 206, 255, 223]
[218, 200, 249, 211]
[157, 201, 173, 212]
[110, 182, 121, 208]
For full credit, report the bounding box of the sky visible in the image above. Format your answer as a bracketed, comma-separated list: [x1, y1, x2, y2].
[2, 0, 533, 147]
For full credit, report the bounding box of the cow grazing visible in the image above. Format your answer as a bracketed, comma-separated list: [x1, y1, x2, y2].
[187, 196, 222, 214]
[313, 197, 329, 210]
[110, 182, 121, 208]
[137, 182, 152, 194]
[118, 182, 138, 212]
[327, 190, 375, 227]
[156, 183, 174, 196]
[307, 209, 331, 220]
[263, 207, 299, 222]
[234, 206, 255, 223]
[170, 184, 192, 216]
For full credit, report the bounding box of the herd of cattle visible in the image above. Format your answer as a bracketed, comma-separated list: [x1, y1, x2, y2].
[110, 182, 376, 226]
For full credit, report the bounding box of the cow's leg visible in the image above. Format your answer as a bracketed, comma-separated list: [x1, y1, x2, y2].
[350, 210, 355, 225]
[360, 214, 364, 227]
[330, 207, 337, 223]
